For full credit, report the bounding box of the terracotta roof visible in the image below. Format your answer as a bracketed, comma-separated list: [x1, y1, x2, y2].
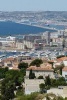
[48, 60, 55, 63]
[12, 67, 19, 70]
[27, 65, 53, 71]
[2, 57, 15, 62]
[22, 60, 32, 64]
[40, 63, 52, 68]
[57, 57, 67, 62]
[62, 67, 67, 71]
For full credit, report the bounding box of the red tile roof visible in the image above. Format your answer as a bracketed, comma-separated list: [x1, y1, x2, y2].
[62, 67, 67, 71]
[2, 57, 15, 62]
[57, 57, 67, 62]
[40, 63, 52, 68]
[27, 63, 53, 71]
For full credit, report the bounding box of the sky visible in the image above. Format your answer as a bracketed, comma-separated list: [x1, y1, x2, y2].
[0, 0, 67, 11]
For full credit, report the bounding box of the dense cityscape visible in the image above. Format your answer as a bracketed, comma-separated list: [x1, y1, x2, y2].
[0, 11, 67, 100]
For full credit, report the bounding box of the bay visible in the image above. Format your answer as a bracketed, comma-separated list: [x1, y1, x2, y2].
[0, 21, 56, 36]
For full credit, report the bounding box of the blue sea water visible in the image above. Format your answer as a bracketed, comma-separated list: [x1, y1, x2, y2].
[44, 24, 65, 30]
[0, 21, 56, 36]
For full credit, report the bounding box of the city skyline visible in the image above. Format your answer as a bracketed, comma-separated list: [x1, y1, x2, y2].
[0, 0, 67, 11]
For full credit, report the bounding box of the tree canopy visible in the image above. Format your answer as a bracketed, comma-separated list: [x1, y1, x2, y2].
[29, 69, 36, 79]
[45, 75, 51, 86]
[18, 62, 28, 69]
[30, 59, 43, 67]
[0, 68, 25, 100]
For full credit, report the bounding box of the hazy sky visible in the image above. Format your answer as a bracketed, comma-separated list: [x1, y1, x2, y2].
[0, 0, 67, 11]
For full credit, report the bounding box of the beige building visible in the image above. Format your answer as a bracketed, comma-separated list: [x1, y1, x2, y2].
[26, 63, 54, 79]
[16, 42, 25, 50]
[63, 86, 67, 96]
[23, 40, 33, 49]
[25, 63, 55, 94]
[25, 78, 44, 94]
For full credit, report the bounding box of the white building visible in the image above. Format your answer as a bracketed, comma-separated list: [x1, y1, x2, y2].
[26, 63, 54, 79]
[25, 63, 55, 94]
[6, 36, 16, 40]
[0, 37, 15, 47]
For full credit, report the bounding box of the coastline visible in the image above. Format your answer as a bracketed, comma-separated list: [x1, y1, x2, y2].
[0, 20, 57, 37]
[14, 21, 58, 31]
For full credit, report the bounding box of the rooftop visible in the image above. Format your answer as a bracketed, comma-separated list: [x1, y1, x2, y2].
[57, 57, 67, 62]
[62, 67, 67, 71]
[27, 63, 53, 71]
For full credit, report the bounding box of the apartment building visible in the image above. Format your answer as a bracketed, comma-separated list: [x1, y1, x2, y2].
[26, 63, 54, 79]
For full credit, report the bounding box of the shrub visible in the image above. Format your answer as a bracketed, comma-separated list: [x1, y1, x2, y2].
[45, 85, 50, 90]
[39, 83, 45, 90]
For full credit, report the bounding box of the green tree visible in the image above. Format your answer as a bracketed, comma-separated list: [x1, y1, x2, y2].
[1, 79, 15, 100]
[0, 67, 8, 79]
[17, 92, 38, 100]
[51, 77, 66, 87]
[57, 96, 64, 100]
[45, 75, 51, 86]
[29, 69, 36, 79]
[30, 59, 43, 67]
[18, 62, 28, 69]
[59, 63, 64, 75]
[65, 97, 67, 100]
[51, 79, 57, 87]
[39, 83, 45, 90]
[0, 68, 25, 100]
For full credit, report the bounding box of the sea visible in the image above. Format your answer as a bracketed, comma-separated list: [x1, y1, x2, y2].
[44, 24, 65, 30]
[0, 21, 57, 37]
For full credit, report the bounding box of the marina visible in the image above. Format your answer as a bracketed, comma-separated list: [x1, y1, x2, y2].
[0, 50, 67, 61]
